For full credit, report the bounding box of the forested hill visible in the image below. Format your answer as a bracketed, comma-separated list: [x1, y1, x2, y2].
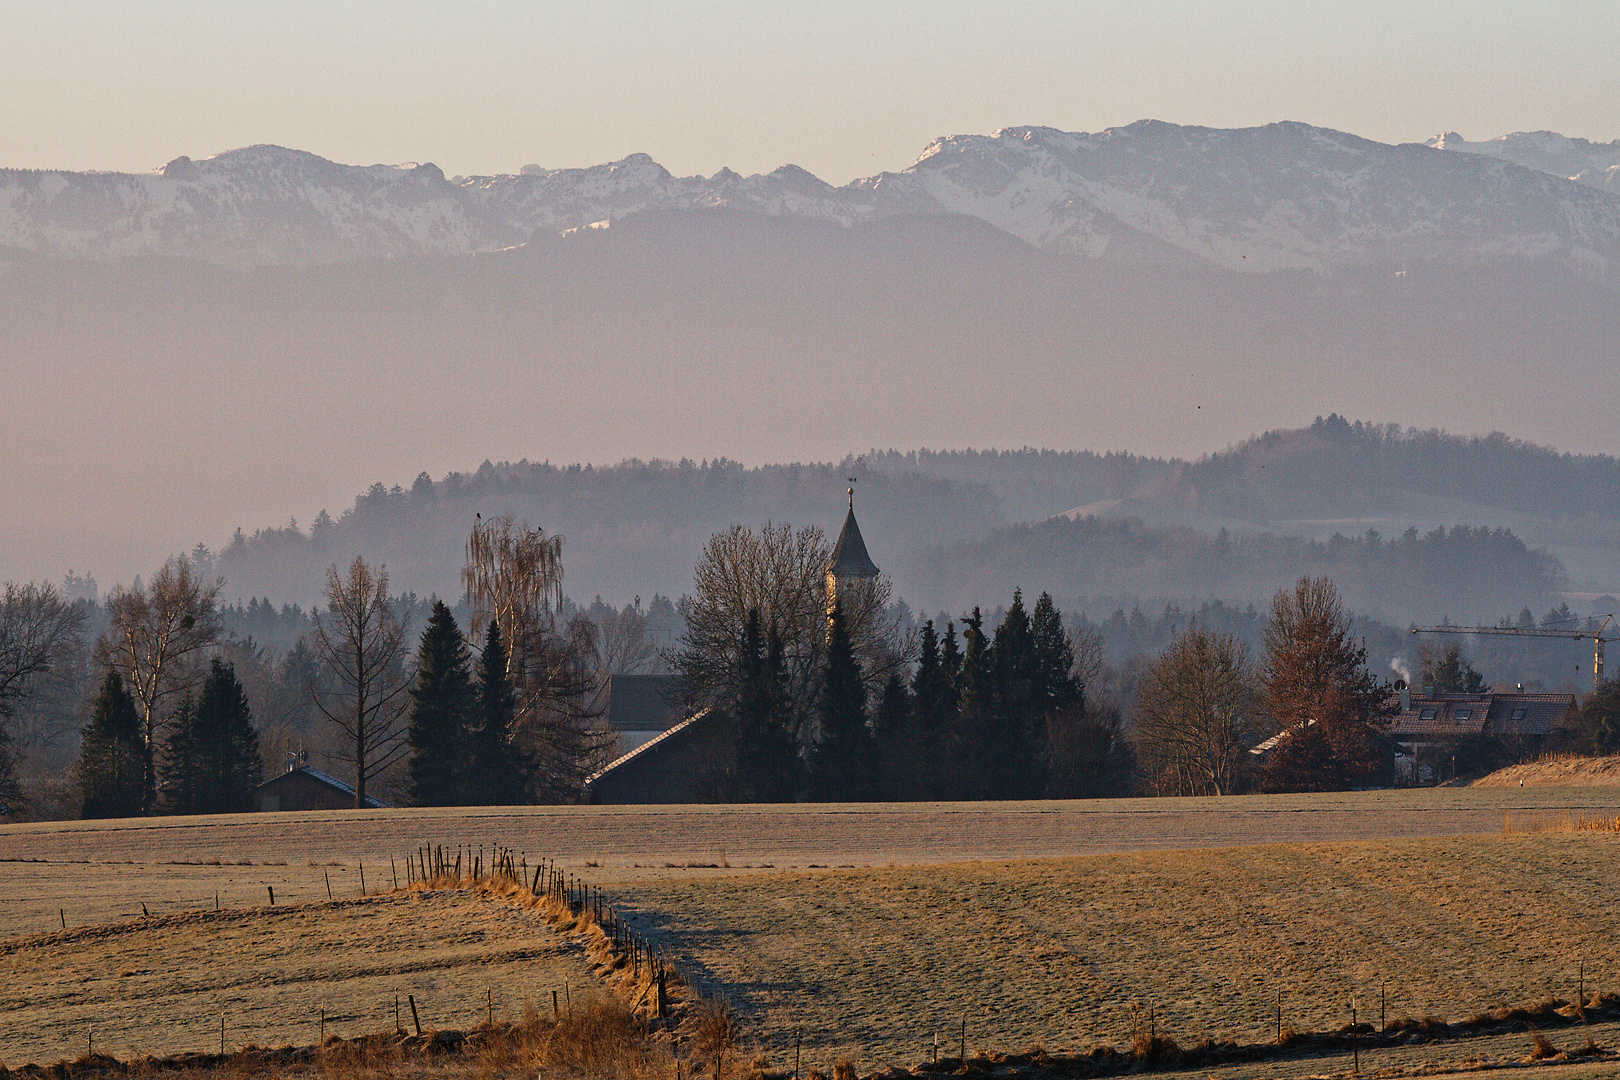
[214, 459, 1004, 608]
[1166, 416, 1620, 524]
[904, 517, 1566, 625]
[210, 420, 1620, 618]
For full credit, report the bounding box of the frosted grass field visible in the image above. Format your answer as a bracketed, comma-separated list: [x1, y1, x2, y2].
[7, 790, 1620, 1073]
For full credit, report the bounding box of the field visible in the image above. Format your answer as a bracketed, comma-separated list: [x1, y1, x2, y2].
[0, 886, 599, 1067]
[8, 788, 1620, 1076]
[604, 835, 1620, 1070]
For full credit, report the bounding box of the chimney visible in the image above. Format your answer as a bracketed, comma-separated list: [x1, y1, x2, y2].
[1400, 686, 1411, 712]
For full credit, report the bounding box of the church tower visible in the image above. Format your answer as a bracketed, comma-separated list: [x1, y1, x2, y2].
[826, 481, 880, 617]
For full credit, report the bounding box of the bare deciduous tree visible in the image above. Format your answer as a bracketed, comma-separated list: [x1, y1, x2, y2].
[671, 522, 904, 748]
[1133, 625, 1259, 796]
[95, 561, 223, 809]
[0, 582, 87, 806]
[311, 557, 411, 808]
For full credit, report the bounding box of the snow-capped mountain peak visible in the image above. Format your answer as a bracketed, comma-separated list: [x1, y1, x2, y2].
[3, 122, 1618, 286]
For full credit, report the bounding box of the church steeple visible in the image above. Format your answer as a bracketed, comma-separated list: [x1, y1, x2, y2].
[826, 479, 879, 614]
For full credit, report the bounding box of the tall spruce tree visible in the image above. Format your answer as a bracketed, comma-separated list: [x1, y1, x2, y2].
[952, 608, 993, 799]
[193, 658, 263, 813]
[873, 673, 913, 799]
[160, 695, 200, 814]
[908, 619, 952, 800]
[1030, 592, 1079, 713]
[812, 600, 872, 800]
[79, 671, 148, 819]
[989, 591, 1044, 798]
[735, 609, 800, 801]
[406, 601, 476, 806]
[471, 620, 529, 805]
[161, 660, 264, 815]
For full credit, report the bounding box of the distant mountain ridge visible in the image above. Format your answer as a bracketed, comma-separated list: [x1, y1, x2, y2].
[4, 120, 1619, 285]
[1426, 130, 1620, 192]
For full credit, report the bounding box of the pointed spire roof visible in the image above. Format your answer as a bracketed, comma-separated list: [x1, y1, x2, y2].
[828, 487, 879, 579]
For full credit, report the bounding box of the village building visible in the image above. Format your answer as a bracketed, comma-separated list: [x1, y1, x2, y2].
[1387, 690, 1575, 785]
[603, 673, 683, 756]
[826, 483, 880, 616]
[587, 490, 879, 803]
[253, 763, 389, 811]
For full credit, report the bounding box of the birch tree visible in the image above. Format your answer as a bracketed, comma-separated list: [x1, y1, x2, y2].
[462, 517, 608, 802]
[95, 561, 222, 810]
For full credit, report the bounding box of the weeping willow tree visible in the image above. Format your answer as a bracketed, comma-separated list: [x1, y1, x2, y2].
[462, 516, 610, 802]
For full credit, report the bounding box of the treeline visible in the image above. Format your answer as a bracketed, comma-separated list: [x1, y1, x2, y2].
[695, 591, 1128, 801]
[905, 517, 1565, 624]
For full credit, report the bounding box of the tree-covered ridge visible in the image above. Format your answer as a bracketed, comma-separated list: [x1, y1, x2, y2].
[906, 516, 1566, 624]
[215, 458, 1003, 606]
[202, 417, 1620, 619]
[1175, 414, 1620, 522]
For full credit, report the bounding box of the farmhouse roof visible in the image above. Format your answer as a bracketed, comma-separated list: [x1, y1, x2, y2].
[828, 505, 879, 579]
[585, 706, 713, 787]
[1388, 692, 1575, 739]
[253, 765, 388, 809]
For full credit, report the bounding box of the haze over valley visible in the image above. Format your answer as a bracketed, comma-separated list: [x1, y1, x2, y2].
[5, 120, 1620, 606]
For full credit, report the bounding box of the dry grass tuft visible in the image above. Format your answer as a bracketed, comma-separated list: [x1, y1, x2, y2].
[1503, 811, 1620, 834]
[685, 994, 737, 1072]
[1530, 1030, 1560, 1059]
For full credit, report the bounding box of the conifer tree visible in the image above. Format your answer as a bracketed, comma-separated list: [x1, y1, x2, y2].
[1030, 592, 1079, 713]
[161, 660, 264, 814]
[873, 673, 913, 798]
[406, 601, 476, 806]
[952, 608, 993, 799]
[160, 696, 200, 814]
[907, 619, 949, 799]
[79, 671, 147, 819]
[989, 590, 1044, 798]
[193, 658, 263, 813]
[471, 620, 529, 805]
[812, 600, 872, 800]
[735, 609, 800, 801]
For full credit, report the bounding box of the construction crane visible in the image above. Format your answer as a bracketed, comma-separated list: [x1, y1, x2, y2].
[1410, 615, 1615, 692]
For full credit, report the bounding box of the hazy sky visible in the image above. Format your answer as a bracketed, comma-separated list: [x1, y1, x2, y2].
[4, 0, 1616, 183]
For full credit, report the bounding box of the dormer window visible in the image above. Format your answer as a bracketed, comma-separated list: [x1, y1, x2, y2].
[1455, 709, 1472, 720]
[1510, 708, 1526, 721]
[1419, 708, 1436, 720]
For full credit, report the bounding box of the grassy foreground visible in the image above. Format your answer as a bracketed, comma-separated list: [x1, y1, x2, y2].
[603, 832, 1620, 1069]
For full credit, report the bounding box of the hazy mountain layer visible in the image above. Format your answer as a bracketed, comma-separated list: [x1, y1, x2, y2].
[4, 121, 1619, 285]
[7, 204, 1620, 595]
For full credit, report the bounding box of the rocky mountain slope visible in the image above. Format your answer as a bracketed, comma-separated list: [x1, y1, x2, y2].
[4, 121, 1619, 285]
[1428, 130, 1620, 191]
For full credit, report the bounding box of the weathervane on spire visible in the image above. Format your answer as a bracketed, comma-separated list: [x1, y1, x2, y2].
[847, 476, 857, 510]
